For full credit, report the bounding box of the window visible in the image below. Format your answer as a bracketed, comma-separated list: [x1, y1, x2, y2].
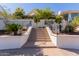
[71, 13, 79, 20]
[63, 14, 68, 20]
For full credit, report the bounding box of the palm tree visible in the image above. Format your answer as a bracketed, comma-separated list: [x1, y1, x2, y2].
[55, 15, 63, 24]
[12, 8, 25, 19]
[33, 8, 54, 23]
[33, 8, 55, 28]
[0, 5, 10, 25]
[55, 15, 63, 33]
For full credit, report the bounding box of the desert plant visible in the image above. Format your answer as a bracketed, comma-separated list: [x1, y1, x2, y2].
[69, 16, 79, 32]
[70, 16, 79, 28]
[6, 23, 22, 35]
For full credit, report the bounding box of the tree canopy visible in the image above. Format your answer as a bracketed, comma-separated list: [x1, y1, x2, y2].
[33, 8, 55, 23]
[55, 15, 63, 24]
[12, 8, 25, 19]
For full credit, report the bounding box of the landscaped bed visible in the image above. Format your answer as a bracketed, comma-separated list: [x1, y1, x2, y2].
[46, 25, 79, 50]
[55, 16, 79, 49]
[0, 23, 32, 50]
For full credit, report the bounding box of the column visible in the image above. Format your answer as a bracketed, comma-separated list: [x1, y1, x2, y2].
[68, 13, 72, 22]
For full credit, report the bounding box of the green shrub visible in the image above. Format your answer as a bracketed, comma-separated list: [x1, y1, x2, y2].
[64, 25, 74, 33]
[55, 15, 63, 24]
[70, 16, 79, 28]
[6, 23, 22, 35]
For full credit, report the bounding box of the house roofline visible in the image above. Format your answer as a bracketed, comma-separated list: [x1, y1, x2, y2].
[59, 10, 79, 15]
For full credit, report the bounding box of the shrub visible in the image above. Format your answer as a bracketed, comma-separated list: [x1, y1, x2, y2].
[70, 16, 79, 28]
[6, 23, 22, 35]
[55, 15, 63, 24]
[64, 25, 74, 33]
[68, 16, 79, 32]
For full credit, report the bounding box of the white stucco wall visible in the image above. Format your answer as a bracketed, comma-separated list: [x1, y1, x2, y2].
[46, 26, 57, 46]
[0, 20, 5, 30]
[46, 26, 79, 50]
[0, 19, 33, 30]
[0, 26, 32, 50]
[0, 19, 47, 29]
[57, 35, 79, 49]
[36, 20, 45, 28]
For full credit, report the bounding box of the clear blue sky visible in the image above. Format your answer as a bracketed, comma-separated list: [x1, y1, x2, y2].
[0, 3, 79, 14]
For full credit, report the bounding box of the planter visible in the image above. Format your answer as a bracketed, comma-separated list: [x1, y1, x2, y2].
[57, 35, 79, 49]
[74, 26, 79, 32]
[46, 26, 79, 50]
[0, 26, 32, 50]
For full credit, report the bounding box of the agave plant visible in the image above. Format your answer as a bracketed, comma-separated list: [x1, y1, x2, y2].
[6, 23, 22, 35]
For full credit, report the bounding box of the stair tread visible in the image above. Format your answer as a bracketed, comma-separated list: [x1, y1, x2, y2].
[23, 41, 55, 48]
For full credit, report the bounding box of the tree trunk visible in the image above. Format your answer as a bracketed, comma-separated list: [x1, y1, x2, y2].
[14, 31, 17, 35]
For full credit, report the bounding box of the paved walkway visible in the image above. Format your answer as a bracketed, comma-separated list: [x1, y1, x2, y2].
[0, 28, 79, 56]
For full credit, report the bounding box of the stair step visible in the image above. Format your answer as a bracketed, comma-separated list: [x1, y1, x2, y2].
[23, 41, 55, 48]
[29, 39, 51, 42]
[23, 46, 56, 48]
[30, 37, 49, 38]
[22, 28, 55, 48]
[36, 39, 50, 41]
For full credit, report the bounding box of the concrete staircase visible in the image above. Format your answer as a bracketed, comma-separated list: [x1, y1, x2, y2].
[22, 28, 55, 48]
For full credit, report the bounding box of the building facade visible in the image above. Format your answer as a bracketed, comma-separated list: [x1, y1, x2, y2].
[59, 10, 79, 21]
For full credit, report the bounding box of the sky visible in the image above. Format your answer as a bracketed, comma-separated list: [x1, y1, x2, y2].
[0, 3, 79, 14]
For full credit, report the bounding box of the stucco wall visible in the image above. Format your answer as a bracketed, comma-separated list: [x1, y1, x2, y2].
[46, 26, 79, 50]
[0, 19, 47, 29]
[46, 26, 57, 46]
[57, 35, 79, 49]
[0, 20, 5, 30]
[0, 19, 33, 30]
